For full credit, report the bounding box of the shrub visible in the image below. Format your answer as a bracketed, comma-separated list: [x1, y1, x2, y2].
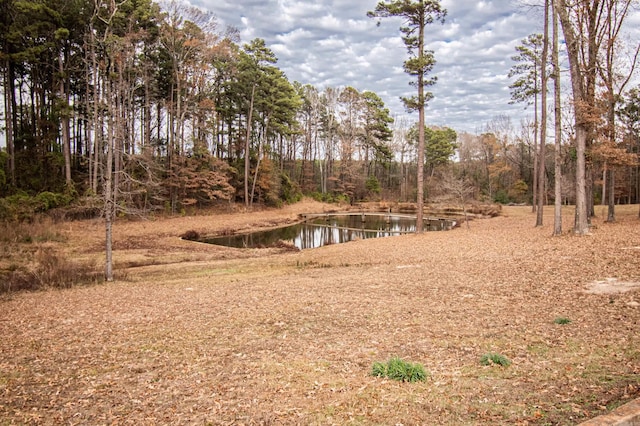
[1, 247, 101, 293]
[0, 217, 66, 244]
[0, 191, 74, 221]
[554, 317, 572, 325]
[181, 230, 200, 240]
[493, 190, 510, 205]
[371, 357, 428, 382]
[34, 191, 71, 211]
[279, 173, 302, 204]
[365, 175, 381, 195]
[480, 353, 511, 367]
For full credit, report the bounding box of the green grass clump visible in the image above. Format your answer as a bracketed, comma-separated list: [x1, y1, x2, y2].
[371, 357, 428, 382]
[554, 317, 572, 325]
[480, 353, 511, 367]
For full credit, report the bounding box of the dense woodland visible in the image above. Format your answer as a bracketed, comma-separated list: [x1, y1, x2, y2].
[0, 0, 639, 222]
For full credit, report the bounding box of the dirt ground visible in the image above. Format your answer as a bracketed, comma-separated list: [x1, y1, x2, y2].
[1, 200, 639, 425]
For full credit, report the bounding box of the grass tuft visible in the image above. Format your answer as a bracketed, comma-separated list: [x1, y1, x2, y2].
[480, 353, 511, 367]
[371, 357, 428, 382]
[554, 317, 572, 325]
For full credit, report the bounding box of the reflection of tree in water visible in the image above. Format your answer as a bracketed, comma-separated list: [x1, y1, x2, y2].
[203, 215, 454, 249]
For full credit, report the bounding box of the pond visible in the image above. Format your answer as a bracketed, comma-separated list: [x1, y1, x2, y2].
[197, 213, 456, 250]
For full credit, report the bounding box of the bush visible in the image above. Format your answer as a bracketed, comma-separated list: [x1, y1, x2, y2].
[480, 353, 511, 367]
[493, 190, 510, 205]
[181, 230, 200, 240]
[371, 357, 428, 382]
[307, 191, 350, 204]
[280, 173, 303, 204]
[0, 191, 75, 221]
[0, 217, 66, 245]
[34, 191, 73, 211]
[365, 175, 381, 195]
[0, 247, 101, 293]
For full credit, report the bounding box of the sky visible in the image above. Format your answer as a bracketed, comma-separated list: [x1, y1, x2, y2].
[186, 0, 549, 134]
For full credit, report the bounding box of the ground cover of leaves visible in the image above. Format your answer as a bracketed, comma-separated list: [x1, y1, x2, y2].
[1, 201, 639, 425]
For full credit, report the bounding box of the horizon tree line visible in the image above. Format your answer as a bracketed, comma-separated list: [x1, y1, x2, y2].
[0, 0, 639, 226]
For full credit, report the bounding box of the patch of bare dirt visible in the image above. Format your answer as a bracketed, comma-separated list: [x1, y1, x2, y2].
[585, 278, 640, 294]
[1, 201, 639, 425]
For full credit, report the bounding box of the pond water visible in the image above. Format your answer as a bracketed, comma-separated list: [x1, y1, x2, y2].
[199, 213, 455, 250]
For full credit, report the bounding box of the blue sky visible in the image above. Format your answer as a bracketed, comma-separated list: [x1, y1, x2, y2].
[187, 0, 548, 133]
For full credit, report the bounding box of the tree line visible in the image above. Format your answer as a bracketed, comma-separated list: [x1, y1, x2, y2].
[0, 0, 639, 227]
[0, 0, 454, 215]
[507, 0, 640, 233]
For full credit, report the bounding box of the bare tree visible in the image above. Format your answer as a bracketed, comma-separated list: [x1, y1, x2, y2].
[552, 0, 564, 236]
[536, 0, 550, 226]
[437, 171, 475, 229]
[556, 0, 600, 235]
[557, 0, 638, 233]
[597, 0, 640, 222]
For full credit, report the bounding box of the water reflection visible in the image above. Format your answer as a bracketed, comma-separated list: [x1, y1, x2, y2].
[200, 214, 454, 250]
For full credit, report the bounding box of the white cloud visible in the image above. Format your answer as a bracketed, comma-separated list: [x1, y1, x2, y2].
[188, 0, 639, 133]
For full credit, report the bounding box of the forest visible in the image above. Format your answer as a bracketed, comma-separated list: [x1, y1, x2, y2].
[0, 0, 639, 223]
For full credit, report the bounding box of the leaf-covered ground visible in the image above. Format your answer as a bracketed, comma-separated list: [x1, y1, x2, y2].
[1, 202, 639, 425]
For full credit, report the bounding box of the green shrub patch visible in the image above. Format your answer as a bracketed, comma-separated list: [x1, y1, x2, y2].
[371, 357, 428, 382]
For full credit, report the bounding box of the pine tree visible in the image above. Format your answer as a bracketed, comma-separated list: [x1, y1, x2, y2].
[368, 0, 446, 233]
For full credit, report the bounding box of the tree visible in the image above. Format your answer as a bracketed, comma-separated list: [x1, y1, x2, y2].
[361, 91, 394, 182]
[556, 0, 600, 235]
[234, 38, 296, 207]
[557, 0, 637, 233]
[337, 86, 363, 199]
[250, 64, 301, 205]
[617, 87, 640, 217]
[509, 33, 544, 212]
[437, 170, 475, 229]
[536, 0, 550, 227]
[425, 126, 457, 174]
[552, 0, 563, 236]
[368, 0, 447, 233]
[407, 125, 457, 176]
[596, 0, 639, 222]
[0, 0, 16, 187]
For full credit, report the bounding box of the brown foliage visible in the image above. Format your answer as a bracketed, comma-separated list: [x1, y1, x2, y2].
[166, 155, 235, 208]
[0, 201, 639, 424]
[1, 246, 101, 293]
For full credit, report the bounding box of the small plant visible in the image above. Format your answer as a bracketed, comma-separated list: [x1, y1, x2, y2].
[480, 353, 511, 367]
[371, 357, 428, 382]
[554, 317, 572, 325]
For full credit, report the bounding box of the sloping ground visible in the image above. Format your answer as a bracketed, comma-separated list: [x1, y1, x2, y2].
[1, 202, 639, 425]
[579, 397, 640, 425]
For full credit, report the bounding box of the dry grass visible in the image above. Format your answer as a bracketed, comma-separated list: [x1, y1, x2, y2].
[1, 201, 639, 425]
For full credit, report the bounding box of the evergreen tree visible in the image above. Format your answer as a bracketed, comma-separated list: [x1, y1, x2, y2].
[368, 0, 446, 232]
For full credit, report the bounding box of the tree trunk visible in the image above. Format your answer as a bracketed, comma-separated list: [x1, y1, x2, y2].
[143, 66, 151, 151]
[552, 0, 563, 236]
[556, 0, 590, 235]
[59, 52, 72, 186]
[416, 15, 425, 234]
[536, 0, 550, 226]
[606, 169, 615, 222]
[91, 31, 101, 194]
[532, 66, 539, 212]
[250, 116, 269, 206]
[104, 79, 115, 282]
[245, 84, 256, 208]
[3, 58, 16, 185]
